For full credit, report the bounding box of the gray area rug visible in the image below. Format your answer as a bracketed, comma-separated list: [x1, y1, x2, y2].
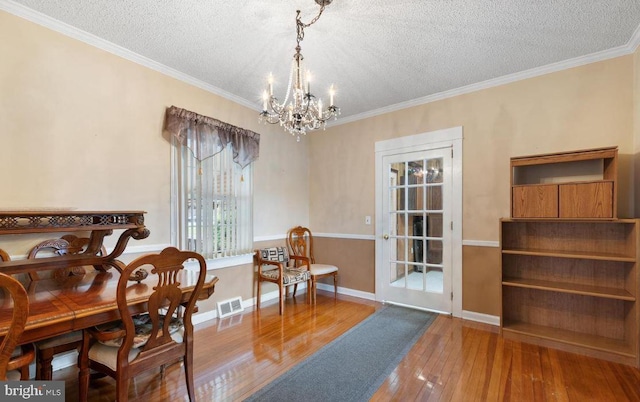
[245, 304, 437, 402]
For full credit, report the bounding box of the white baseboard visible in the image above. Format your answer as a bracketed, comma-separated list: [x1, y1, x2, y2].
[316, 283, 376, 300]
[462, 310, 500, 326]
[50, 350, 78, 372]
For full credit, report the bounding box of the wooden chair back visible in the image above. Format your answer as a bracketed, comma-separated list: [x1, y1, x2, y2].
[79, 247, 207, 401]
[288, 226, 315, 264]
[27, 235, 106, 281]
[0, 272, 30, 380]
[0, 248, 9, 262]
[287, 226, 339, 303]
[117, 247, 205, 356]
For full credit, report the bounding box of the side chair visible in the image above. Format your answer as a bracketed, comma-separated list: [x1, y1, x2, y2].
[0, 272, 35, 381]
[255, 247, 312, 315]
[78, 247, 207, 402]
[27, 235, 106, 380]
[287, 226, 339, 303]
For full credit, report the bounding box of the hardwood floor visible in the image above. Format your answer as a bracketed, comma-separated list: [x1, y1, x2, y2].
[56, 291, 640, 401]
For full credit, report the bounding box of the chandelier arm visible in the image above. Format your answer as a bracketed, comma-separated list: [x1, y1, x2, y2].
[268, 97, 285, 115]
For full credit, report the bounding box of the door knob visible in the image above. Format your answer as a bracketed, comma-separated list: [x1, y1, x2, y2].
[383, 234, 389, 240]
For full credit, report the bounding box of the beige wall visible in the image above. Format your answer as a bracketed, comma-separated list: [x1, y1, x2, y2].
[462, 246, 501, 316]
[0, 11, 308, 309]
[313, 237, 375, 293]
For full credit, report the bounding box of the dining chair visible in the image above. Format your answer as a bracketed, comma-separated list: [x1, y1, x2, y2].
[255, 247, 312, 315]
[78, 247, 207, 402]
[287, 226, 339, 303]
[27, 235, 106, 380]
[0, 272, 35, 381]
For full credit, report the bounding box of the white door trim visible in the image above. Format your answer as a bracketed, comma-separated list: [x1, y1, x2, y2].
[374, 126, 463, 317]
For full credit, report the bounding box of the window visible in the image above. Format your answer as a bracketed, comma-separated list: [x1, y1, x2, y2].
[165, 106, 259, 266]
[173, 141, 253, 261]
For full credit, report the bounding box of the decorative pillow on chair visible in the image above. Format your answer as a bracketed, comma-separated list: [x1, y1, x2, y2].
[95, 314, 184, 348]
[260, 247, 289, 263]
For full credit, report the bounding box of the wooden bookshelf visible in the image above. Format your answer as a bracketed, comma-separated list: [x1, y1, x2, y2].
[500, 218, 639, 367]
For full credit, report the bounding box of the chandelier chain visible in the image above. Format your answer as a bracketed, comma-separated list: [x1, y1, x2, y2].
[296, 5, 325, 46]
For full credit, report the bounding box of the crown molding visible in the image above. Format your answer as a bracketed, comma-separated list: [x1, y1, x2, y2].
[628, 21, 640, 53]
[332, 40, 639, 128]
[0, 0, 258, 112]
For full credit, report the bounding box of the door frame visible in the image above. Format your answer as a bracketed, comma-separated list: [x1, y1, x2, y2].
[374, 126, 463, 317]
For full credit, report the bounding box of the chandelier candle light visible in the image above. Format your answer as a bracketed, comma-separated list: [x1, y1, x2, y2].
[259, 0, 340, 141]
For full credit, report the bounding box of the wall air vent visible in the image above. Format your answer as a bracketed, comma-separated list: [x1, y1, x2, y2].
[217, 296, 244, 319]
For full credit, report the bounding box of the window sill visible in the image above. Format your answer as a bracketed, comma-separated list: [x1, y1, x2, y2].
[184, 253, 254, 271]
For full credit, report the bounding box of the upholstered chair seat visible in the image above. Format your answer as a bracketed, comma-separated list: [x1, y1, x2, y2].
[308, 263, 339, 276]
[87, 314, 184, 371]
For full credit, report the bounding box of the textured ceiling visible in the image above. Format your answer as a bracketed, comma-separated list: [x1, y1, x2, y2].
[4, 0, 640, 124]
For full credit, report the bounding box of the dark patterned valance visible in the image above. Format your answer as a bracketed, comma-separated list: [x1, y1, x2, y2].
[165, 105, 260, 168]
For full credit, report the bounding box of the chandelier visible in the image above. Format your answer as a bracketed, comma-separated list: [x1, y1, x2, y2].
[259, 0, 340, 141]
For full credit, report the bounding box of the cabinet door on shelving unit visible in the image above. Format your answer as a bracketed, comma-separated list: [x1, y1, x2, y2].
[559, 182, 614, 218]
[512, 184, 558, 218]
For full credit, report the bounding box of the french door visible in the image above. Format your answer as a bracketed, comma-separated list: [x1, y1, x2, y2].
[375, 127, 462, 316]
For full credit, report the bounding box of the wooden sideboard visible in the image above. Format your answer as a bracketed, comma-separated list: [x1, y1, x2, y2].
[0, 210, 149, 275]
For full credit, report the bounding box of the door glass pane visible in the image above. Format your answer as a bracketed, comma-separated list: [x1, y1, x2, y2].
[408, 160, 424, 180]
[406, 160, 424, 211]
[394, 187, 405, 211]
[390, 163, 402, 211]
[408, 212, 424, 263]
[427, 240, 443, 264]
[407, 264, 423, 290]
[425, 267, 444, 293]
[427, 213, 443, 265]
[394, 212, 407, 237]
[427, 213, 443, 237]
[426, 186, 442, 210]
[426, 158, 443, 183]
[390, 263, 406, 287]
[396, 237, 407, 262]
